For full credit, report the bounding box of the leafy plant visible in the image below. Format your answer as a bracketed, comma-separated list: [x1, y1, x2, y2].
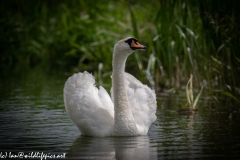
[186, 74, 203, 109]
[1, 0, 239, 104]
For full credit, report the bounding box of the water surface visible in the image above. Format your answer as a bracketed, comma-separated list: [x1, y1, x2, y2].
[0, 69, 239, 159]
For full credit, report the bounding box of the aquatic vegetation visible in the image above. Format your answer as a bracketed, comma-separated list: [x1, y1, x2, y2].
[178, 74, 203, 114]
[186, 74, 203, 110]
[1, 0, 239, 104]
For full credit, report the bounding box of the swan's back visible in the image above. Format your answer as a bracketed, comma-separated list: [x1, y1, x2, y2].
[64, 71, 114, 137]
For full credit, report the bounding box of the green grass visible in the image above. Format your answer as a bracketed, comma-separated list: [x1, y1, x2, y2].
[0, 0, 239, 103]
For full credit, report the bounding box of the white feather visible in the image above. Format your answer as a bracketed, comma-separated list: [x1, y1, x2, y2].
[124, 73, 157, 134]
[64, 71, 114, 137]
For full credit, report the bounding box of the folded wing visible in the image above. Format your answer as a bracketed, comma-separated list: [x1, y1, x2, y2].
[64, 71, 114, 137]
[124, 73, 157, 134]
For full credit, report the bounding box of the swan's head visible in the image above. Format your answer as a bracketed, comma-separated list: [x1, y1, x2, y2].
[114, 37, 146, 55]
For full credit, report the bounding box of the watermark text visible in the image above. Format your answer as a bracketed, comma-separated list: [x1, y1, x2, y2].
[0, 152, 66, 160]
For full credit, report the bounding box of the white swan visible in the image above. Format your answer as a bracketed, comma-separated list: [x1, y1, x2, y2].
[64, 37, 157, 137]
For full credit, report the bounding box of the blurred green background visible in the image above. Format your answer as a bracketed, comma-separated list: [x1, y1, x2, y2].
[1, 0, 239, 102]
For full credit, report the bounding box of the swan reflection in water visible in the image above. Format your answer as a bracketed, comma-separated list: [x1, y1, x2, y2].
[66, 135, 157, 160]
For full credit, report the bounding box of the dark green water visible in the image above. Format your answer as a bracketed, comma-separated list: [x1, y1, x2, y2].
[0, 69, 240, 160]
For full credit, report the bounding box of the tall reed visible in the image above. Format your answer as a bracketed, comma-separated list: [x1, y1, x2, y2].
[1, 0, 239, 101]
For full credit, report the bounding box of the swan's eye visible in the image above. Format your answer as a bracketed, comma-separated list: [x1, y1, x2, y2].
[125, 38, 138, 45]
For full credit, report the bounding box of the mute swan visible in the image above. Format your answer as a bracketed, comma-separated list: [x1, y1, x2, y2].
[64, 37, 157, 137]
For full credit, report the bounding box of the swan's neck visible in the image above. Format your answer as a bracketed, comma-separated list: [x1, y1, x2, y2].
[112, 50, 138, 135]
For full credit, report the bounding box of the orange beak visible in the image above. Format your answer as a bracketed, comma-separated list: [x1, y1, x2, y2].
[130, 40, 146, 50]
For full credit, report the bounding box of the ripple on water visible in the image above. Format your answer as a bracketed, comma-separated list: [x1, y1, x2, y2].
[0, 71, 240, 159]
